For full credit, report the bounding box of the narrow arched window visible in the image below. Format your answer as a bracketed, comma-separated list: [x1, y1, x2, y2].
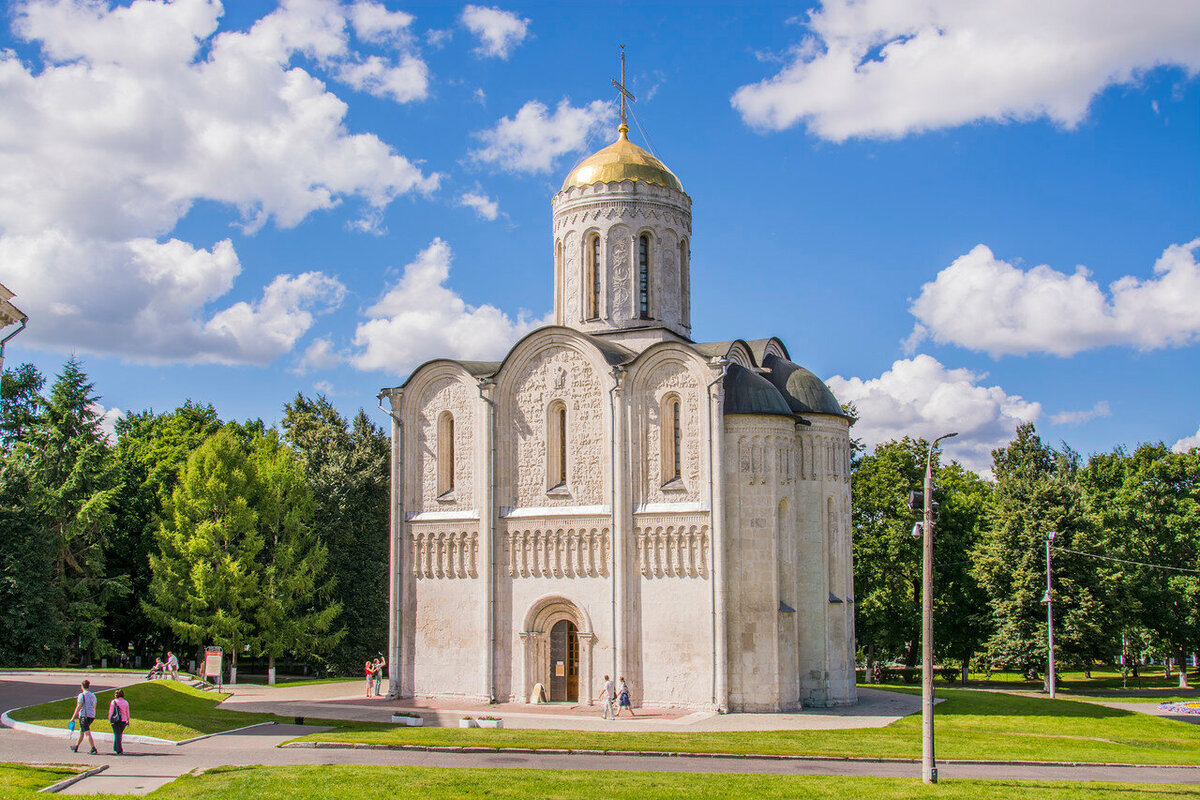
[587, 234, 601, 319]
[638, 234, 651, 318]
[547, 401, 568, 491]
[679, 238, 690, 327]
[437, 411, 454, 497]
[660, 393, 682, 485]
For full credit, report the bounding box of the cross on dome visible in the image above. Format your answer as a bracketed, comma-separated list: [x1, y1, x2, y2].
[611, 44, 636, 131]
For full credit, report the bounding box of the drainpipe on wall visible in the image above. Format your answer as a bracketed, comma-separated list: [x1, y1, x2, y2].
[478, 378, 497, 703]
[608, 365, 627, 681]
[705, 357, 729, 712]
[378, 389, 404, 699]
[0, 316, 27, 374]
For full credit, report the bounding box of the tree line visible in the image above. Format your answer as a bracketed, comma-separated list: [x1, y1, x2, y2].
[852, 422, 1200, 687]
[0, 358, 389, 680]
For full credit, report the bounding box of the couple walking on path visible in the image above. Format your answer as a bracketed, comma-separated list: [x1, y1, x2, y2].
[598, 675, 635, 719]
[69, 680, 132, 755]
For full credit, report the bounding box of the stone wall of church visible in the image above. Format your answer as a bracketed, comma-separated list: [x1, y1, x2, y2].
[408, 521, 485, 700]
[629, 355, 705, 506]
[411, 373, 476, 513]
[723, 414, 795, 712]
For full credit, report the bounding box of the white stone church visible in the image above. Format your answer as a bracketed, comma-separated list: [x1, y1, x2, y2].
[380, 116, 855, 712]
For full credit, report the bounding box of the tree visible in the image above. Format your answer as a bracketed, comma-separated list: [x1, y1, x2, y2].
[282, 395, 389, 675]
[106, 402, 222, 660]
[1, 363, 44, 454]
[1090, 444, 1200, 687]
[852, 438, 991, 679]
[145, 429, 263, 682]
[973, 423, 1114, 676]
[251, 431, 343, 684]
[15, 358, 127, 663]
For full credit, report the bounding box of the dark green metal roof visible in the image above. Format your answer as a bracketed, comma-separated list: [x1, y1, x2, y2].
[762, 354, 846, 416]
[722, 364, 793, 416]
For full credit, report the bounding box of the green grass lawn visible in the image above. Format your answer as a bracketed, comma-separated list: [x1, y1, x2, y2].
[296, 687, 1200, 766]
[7, 681, 276, 741]
[0, 763, 80, 794]
[8, 764, 1195, 800]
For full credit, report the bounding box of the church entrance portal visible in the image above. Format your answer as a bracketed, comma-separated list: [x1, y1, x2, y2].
[548, 620, 579, 701]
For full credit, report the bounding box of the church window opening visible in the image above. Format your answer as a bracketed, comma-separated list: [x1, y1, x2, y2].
[587, 234, 601, 319]
[437, 411, 454, 497]
[660, 394, 682, 485]
[638, 234, 651, 318]
[680, 238, 690, 327]
[547, 401, 568, 491]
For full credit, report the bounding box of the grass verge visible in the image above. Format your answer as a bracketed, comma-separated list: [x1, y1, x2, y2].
[295, 688, 1200, 766]
[22, 764, 1200, 800]
[0, 763, 80, 794]
[7, 681, 276, 741]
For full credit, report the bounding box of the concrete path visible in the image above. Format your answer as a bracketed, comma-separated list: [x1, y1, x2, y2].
[3, 673, 1198, 795]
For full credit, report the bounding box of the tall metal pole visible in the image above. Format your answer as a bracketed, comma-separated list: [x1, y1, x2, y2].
[1045, 531, 1057, 699]
[923, 431, 957, 785]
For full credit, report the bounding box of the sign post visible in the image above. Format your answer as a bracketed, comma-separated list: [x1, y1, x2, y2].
[203, 646, 224, 692]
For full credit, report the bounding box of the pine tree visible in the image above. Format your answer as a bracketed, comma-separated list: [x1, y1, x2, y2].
[145, 429, 262, 681]
[251, 431, 343, 683]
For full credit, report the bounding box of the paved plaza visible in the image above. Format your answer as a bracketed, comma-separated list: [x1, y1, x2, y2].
[1, 672, 1197, 795]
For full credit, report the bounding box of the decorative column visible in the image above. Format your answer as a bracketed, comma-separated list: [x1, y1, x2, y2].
[609, 367, 630, 682]
[708, 364, 729, 712]
[478, 379, 496, 702]
[383, 388, 405, 698]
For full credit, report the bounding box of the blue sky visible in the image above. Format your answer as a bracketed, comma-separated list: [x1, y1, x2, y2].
[1, 0, 1197, 472]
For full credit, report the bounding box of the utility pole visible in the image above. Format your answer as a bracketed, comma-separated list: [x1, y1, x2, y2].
[922, 431, 957, 785]
[1043, 530, 1057, 699]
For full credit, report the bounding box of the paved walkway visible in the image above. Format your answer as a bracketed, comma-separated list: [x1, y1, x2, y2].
[3, 673, 1198, 795]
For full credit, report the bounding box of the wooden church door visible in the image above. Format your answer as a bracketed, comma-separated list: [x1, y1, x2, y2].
[549, 620, 579, 701]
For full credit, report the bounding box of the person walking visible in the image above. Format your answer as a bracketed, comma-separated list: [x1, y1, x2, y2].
[166, 651, 179, 681]
[615, 677, 635, 717]
[597, 675, 616, 720]
[69, 680, 98, 754]
[107, 689, 131, 755]
[364, 659, 375, 698]
[373, 656, 386, 697]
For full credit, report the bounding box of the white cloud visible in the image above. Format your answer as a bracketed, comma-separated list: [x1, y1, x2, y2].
[1173, 426, 1200, 453]
[335, 53, 429, 103]
[2, 231, 344, 365]
[347, 0, 414, 45]
[460, 4, 529, 59]
[471, 99, 615, 173]
[92, 403, 124, 444]
[295, 337, 343, 374]
[1049, 400, 1111, 427]
[2, 0, 436, 364]
[351, 238, 549, 375]
[459, 191, 500, 221]
[906, 240, 1200, 358]
[731, 0, 1200, 141]
[313, 379, 336, 395]
[828, 354, 1041, 473]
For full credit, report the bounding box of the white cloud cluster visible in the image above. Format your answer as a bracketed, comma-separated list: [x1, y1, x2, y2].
[461, 4, 529, 59]
[828, 354, 1041, 473]
[352, 238, 549, 375]
[458, 191, 500, 221]
[1173, 426, 1200, 454]
[1049, 401, 1111, 427]
[92, 403, 124, 444]
[731, 0, 1200, 140]
[906, 240, 1200, 358]
[2, 0, 439, 364]
[471, 99, 615, 173]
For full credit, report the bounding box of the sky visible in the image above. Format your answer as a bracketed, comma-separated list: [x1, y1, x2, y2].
[1, 0, 1198, 473]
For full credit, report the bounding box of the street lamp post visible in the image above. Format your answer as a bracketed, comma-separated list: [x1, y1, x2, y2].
[922, 431, 957, 785]
[1043, 531, 1058, 699]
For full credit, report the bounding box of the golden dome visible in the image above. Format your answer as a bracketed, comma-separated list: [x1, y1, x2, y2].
[561, 124, 683, 192]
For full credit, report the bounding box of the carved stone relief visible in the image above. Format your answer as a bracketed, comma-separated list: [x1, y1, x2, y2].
[417, 377, 474, 511]
[510, 346, 605, 507]
[503, 525, 610, 578]
[639, 361, 702, 503]
[609, 226, 630, 321]
[411, 529, 478, 579]
[635, 523, 710, 578]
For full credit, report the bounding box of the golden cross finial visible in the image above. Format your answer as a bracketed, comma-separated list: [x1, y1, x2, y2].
[611, 44, 636, 131]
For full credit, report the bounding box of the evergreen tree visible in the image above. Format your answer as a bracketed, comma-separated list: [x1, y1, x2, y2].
[146, 429, 263, 680]
[106, 402, 222, 659]
[251, 431, 344, 683]
[282, 395, 389, 675]
[15, 358, 127, 663]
